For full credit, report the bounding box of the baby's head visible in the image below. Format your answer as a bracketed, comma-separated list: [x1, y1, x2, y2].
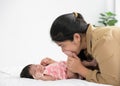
[20, 64, 45, 79]
[20, 64, 33, 79]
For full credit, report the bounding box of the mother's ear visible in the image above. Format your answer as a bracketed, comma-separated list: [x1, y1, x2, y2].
[73, 33, 81, 43]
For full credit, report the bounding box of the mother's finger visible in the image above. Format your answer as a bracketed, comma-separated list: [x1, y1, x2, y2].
[67, 57, 74, 66]
[72, 53, 80, 60]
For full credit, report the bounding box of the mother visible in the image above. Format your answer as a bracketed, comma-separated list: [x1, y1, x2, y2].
[50, 12, 120, 86]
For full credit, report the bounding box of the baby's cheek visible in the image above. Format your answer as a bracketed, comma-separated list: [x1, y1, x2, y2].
[34, 72, 43, 79]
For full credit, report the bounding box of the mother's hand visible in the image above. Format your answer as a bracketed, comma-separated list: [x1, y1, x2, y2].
[67, 53, 83, 73]
[67, 53, 90, 78]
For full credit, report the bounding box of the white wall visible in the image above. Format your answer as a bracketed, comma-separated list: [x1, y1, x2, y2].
[115, 0, 120, 26]
[0, 0, 113, 68]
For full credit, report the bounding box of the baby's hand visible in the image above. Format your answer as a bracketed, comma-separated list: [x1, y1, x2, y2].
[40, 57, 56, 66]
[82, 59, 97, 67]
[89, 59, 97, 67]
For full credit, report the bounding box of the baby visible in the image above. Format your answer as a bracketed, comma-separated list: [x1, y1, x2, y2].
[20, 58, 79, 81]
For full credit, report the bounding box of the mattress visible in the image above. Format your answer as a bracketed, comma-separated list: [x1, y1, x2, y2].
[0, 68, 112, 86]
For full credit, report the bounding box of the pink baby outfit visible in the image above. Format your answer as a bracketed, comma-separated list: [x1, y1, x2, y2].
[43, 61, 67, 80]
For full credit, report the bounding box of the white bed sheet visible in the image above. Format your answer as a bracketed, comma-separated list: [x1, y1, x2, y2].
[0, 70, 112, 86]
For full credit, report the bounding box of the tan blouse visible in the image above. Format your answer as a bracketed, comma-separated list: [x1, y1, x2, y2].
[85, 24, 120, 86]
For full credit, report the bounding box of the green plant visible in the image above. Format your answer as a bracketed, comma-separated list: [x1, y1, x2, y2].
[98, 11, 118, 26]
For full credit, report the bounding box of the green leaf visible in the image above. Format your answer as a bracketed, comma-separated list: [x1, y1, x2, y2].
[100, 13, 106, 16]
[107, 20, 118, 26]
[98, 11, 118, 26]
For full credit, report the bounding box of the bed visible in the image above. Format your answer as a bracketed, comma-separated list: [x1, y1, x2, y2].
[0, 66, 112, 86]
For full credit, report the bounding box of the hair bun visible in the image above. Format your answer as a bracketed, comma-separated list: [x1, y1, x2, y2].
[73, 12, 78, 18]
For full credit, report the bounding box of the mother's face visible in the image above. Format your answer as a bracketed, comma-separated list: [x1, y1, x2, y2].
[56, 33, 81, 56]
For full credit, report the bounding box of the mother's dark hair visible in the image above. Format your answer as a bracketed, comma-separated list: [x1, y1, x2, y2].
[50, 12, 89, 42]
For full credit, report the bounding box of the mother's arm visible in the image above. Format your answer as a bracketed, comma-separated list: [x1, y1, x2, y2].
[85, 38, 120, 86]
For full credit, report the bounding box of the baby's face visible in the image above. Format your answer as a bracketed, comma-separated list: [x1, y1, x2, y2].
[29, 64, 45, 79]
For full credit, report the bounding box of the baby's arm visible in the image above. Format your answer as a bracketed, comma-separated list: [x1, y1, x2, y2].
[37, 75, 56, 81]
[40, 57, 57, 66]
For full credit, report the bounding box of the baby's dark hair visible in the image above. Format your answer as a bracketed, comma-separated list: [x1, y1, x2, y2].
[20, 64, 33, 79]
